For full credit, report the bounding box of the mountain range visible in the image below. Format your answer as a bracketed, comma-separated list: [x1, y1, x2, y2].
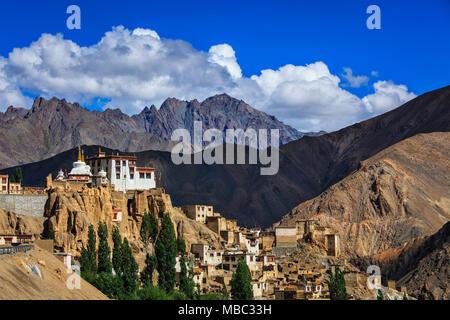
[4, 86, 449, 230]
[0, 94, 312, 169]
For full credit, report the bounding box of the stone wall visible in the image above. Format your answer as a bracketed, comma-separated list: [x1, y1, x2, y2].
[0, 194, 47, 217]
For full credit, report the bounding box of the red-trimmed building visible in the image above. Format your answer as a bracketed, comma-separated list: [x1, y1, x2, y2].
[85, 148, 156, 192]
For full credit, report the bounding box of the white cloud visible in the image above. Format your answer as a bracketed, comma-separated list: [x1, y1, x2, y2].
[371, 70, 379, 77]
[208, 44, 242, 79]
[341, 67, 369, 88]
[0, 57, 32, 108]
[362, 80, 416, 114]
[0, 26, 417, 132]
[232, 63, 367, 131]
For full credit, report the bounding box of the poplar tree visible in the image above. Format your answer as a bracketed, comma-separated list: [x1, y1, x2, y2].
[230, 258, 253, 300]
[80, 224, 97, 281]
[112, 225, 123, 276]
[155, 213, 177, 293]
[97, 221, 112, 274]
[222, 282, 229, 300]
[327, 266, 348, 300]
[140, 211, 159, 251]
[140, 253, 157, 285]
[140, 211, 151, 250]
[14, 167, 23, 183]
[87, 224, 97, 273]
[121, 237, 139, 296]
[178, 238, 194, 298]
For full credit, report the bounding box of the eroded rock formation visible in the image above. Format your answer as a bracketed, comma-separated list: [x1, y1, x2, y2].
[277, 132, 450, 258]
[43, 184, 222, 256]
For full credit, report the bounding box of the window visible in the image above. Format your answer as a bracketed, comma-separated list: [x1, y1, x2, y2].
[130, 173, 134, 179]
[140, 173, 144, 179]
[116, 173, 120, 179]
[1, 178, 5, 183]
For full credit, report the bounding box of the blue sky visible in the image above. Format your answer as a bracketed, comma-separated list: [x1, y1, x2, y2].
[0, 0, 448, 131]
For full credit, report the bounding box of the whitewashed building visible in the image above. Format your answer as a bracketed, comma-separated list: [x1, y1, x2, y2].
[86, 148, 156, 192]
[191, 244, 223, 266]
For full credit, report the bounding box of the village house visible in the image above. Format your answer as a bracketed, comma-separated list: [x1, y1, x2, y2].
[0, 174, 8, 194]
[181, 205, 214, 223]
[222, 251, 258, 272]
[8, 181, 22, 194]
[191, 243, 223, 266]
[0, 234, 33, 246]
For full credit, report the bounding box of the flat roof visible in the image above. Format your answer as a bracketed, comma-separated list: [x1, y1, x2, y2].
[86, 155, 137, 161]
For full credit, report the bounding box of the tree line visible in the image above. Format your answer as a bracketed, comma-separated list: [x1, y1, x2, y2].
[79, 211, 253, 300]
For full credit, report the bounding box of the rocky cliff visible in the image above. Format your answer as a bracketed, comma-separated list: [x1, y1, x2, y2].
[0, 208, 44, 238]
[360, 221, 450, 300]
[43, 184, 222, 256]
[276, 132, 450, 258]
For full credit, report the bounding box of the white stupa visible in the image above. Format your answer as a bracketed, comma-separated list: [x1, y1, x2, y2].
[95, 168, 109, 185]
[56, 169, 65, 181]
[68, 147, 92, 182]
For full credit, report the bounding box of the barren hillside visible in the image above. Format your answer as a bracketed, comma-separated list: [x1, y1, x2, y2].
[0, 246, 108, 300]
[276, 132, 450, 258]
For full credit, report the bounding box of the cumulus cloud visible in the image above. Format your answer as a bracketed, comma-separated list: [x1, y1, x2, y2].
[362, 80, 416, 114]
[341, 67, 369, 88]
[232, 63, 367, 131]
[0, 26, 417, 132]
[208, 44, 242, 79]
[0, 57, 32, 108]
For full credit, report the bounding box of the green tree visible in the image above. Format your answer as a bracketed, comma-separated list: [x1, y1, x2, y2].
[222, 282, 229, 300]
[97, 221, 112, 274]
[140, 253, 157, 285]
[403, 292, 408, 300]
[80, 224, 97, 277]
[112, 226, 123, 276]
[14, 167, 23, 183]
[230, 258, 253, 300]
[87, 224, 97, 273]
[327, 266, 348, 300]
[377, 289, 384, 300]
[155, 214, 177, 293]
[121, 238, 139, 296]
[140, 211, 159, 251]
[149, 214, 158, 242]
[178, 238, 194, 298]
[93, 272, 123, 299]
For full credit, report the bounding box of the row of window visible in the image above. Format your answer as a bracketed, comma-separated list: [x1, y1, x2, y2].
[223, 255, 254, 262]
[115, 172, 153, 180]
